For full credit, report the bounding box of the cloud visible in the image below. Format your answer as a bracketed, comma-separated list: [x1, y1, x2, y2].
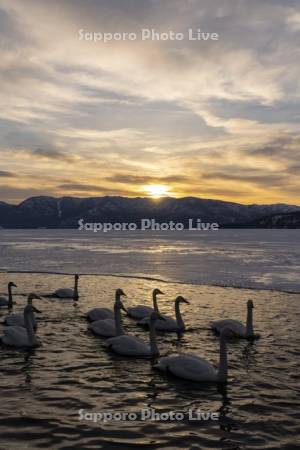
[204, 170, 287, 187]
[106, 174, 187, 184]
[56, 182, 135, 196]
[0, 0, 299, 204]
[0, 170, 15, 177]
[32, 148, 76, 162]
[0, 185, 51, 203]
[57, 183, 103, 191]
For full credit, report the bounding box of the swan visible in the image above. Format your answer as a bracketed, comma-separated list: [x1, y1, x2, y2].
[0, 282, 17, 307]
[154, 327, 233, 382]
[104, 311, 165, 357]
[90, 293, 127, 337]
[0, 294, 41, 348]
[4, 293, 39, 329]
[54, 274, 79, 299]
[126, 288, 164, 319]
[86, 288, 125, 322]
[138, 296, 189, 332]
[211, 300, 258, 339]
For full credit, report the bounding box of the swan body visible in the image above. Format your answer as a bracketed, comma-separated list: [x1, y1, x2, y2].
[0, 297, 9, 307]
[211, 300, 256, 339]
[90, 290, 126, 337]
[127, 288, 164, 319]
[104, 311, 163, 357]
[87, 307, 113, 321]
[105, 335, 152, 356]
[54, 274, 79, 299]
[0, 294, 41, 348]
[155, 354, 218, 381]
[155, 327, 233, 382]
[0, 282, 17, 307]
[90, 318, 115, 337]
[86, 288, 126, 322]
[139, 296, 189, 332]
[4, 292, 40, 329]
[55, 288, 74, 298]
[5, 312, 37, 329]
[127, 305, 154, 320]
[1, 325, 36, 348]
[211, 319, 245, 336]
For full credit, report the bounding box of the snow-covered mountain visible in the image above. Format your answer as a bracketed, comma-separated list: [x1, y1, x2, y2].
[0, 196, 299, 228]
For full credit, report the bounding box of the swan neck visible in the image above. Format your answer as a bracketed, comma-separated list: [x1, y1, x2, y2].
[246, 307, 254, 337]
[114, 304, 124, 336]
[24, 311, 37, 346]
[74, 277, 79, 298]
[218, 334, 228, 382]
[152, 292, 159, 313]
[8, 284, 13, 307]
[175, 302, 184, 329]
[149, 320, 159, 355]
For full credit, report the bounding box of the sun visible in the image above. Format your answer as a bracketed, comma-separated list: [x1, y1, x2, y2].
[144, 184, 170, 198]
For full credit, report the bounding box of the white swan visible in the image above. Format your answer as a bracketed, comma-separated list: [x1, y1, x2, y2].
[0, 294, 41, 348]
[0, 282, 17, 307]
[86, 288, 125, 322]
[211, 300, 258, 339]
[154, 327, 233, 382]
[54, 274, 79, 299]
[104, 311, 164, 357]
[126, 288, 164, 319]
[138, 296, 189, 332]
[4, 293, 39, 329]
[90, 293, 127, 337]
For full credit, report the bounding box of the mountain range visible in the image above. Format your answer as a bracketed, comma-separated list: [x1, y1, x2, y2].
[0, 196, 299, 228]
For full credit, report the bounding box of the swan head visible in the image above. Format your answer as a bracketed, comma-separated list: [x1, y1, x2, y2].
[153, 288, 164, 296]
[175, 296, 190, 305]
[75, 274, 79, 280]
[116, 288, 126, 298]
[247, 299, 254, 309]
[27, 293, 42, 304]
[8, 282, 17, 288]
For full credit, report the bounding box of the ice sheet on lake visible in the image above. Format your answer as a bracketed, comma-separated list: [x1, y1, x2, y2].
[0, 229, 299, 292]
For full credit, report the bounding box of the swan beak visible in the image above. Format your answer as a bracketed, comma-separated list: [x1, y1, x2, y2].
[32, 306, 42, 313]
[183, 298, 190, 304]
[158, 290, 164, 295]
[12, 283, 17, 287]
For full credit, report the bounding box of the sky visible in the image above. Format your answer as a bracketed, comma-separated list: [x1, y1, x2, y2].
[0, 0, 300, 205]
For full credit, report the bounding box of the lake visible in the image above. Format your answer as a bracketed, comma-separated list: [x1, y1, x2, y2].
[0, 229, 299, 449]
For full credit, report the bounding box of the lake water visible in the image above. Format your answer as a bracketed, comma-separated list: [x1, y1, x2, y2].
[0, 229, 299, 449]
[0, 229, 299, 292]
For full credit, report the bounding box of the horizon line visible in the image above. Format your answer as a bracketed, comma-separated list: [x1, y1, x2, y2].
[2, 194, 300, 208]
